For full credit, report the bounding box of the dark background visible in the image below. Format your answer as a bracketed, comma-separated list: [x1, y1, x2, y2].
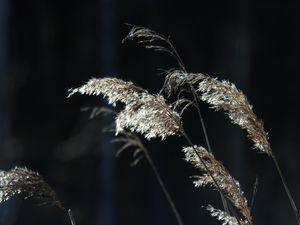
[0, 0, 300, 225]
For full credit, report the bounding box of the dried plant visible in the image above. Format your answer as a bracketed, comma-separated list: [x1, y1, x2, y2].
[66, 25, 300, 225]
[68, 77, 144, 105]
[122, 25, 186, 72]
[123, 25, 300, 225]
[69, 78, 181, 140]
[197, 77, 271, 155]
[122, 26, 246, 218]
[83, 106, 185, 225]
[70, 76, 250, 224]
[0, 166, 63, 209]
[68, 27, 251, 225]
[161, 70, 205, 96]
[115, 93, 181, 140]
[196, 76, 300, 223]
[183, 146, 252, 224]
[113, 131, 184, 225]
[206, 205, 248, 225]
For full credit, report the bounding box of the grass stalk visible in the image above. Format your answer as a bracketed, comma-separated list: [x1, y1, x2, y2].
[142, 146, 184, 225]
[271, 153, 300, 225]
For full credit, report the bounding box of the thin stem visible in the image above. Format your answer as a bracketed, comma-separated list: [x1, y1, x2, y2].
[271, 153, 300, 225]
[164, 38, 186, 73]
[68, 209, 76, 225]
[142, 146, 184, 225]
[132, 135, 184, 225]
[168, 37, 230, 215]
[186, 83, 233, 214]
[250, 177, 258, 213]
[188, 83, 212, 153]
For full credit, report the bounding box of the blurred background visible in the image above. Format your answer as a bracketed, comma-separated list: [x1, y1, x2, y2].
[0, 0, 300, 225]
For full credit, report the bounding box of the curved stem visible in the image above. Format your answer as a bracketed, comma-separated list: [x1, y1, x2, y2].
[271, 153, 300, 225]
[185, 82, 234, 215]
[188, 83, 212, 153]
[142, 147, 184, 225]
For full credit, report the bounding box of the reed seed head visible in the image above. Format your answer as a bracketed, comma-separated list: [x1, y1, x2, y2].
[116, 93, 181, 140]
[198, 77, 271, 155]
[183, 146, 252, 224]
[0, 167, 62, 208]
[207, 205, 249, 225]
[68, 77, 144, 105]
[69, 77, 181, 140]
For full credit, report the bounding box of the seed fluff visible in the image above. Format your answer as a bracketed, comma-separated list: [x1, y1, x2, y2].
[183, 146, 252, 224]
[0, 167, 62, 208]
[198, 77, 271, 155]
[69, 77, 181, 140]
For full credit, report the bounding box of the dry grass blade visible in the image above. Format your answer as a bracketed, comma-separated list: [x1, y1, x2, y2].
[183, 146, 252, 224]
[0, 167, 63, 209]
[198, 77, 271, 155]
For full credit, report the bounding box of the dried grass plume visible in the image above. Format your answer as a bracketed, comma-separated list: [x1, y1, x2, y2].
[183, 146, 252, 224]
[0, 167, 63, 208]
[68, 77, 181, 140]
[198, 77, 271, 155]
[206, 205, 249, 225]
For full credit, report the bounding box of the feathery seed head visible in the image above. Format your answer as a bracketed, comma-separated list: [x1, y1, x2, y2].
[69, 77, 181, 140]
[207, 205, 249, 225]
[183, 146, 252, 224]
[116, 94, 181, 140]
[68, 78, 144, 105]
[0, 167, 62, 208]
[198, 77, 271, 155]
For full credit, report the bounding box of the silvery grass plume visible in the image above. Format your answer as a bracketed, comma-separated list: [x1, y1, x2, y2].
[111, 25, 299, 224]
[197, 77, 271, 155]
[68, 78, 144, 105]
[122, 26, 250, 221]
[183, 146, 252, 224]
[174, 74, 300, 224]
[0, 167, 63, 208]
[123, 25, 268, 154]
[68, 77, 181, 140]
[206, 205, 248, 225]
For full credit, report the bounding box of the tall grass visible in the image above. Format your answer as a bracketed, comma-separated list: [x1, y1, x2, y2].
[69, 25, 299, 225]
[1, 26, 299, 225]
